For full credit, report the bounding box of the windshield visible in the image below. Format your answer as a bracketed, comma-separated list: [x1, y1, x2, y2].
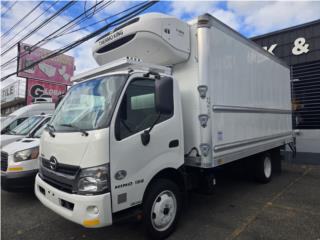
[51, 74, 127, 131]
[11, 115, 44, 135]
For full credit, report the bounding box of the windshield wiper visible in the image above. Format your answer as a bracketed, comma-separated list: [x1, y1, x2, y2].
[60, 124, 89, 136]
[46, 124, 56, 138]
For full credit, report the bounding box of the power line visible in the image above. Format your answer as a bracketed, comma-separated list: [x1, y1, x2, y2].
[2, 1, 151, 71]
[1, 1, 75, 55]
[1, 1, 76, 57]
[54, 1, 147, 38]
[48, 0, 114, 42]
[1, 0, 109, 66]
[1, 1, 18, 18]
[1, 1, 112, 69]
[1, 0, 60, 46]
[84, 0, 98, 18]
[1, 1, 44, 38]
[1, 1, 158, 81]
[11, 0, 141, 65]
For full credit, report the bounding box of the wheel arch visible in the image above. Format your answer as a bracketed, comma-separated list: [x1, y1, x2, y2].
[142, 167, 186, 203]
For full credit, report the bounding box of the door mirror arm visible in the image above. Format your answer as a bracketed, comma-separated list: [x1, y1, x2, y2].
[141, 113, 161, 146]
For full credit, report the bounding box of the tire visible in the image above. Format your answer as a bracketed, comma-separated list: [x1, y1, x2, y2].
[271, 147, 282, 174]
[143, 179, 181, 239]
[198, 172, 216, 195]
[254, 153, 273, 183]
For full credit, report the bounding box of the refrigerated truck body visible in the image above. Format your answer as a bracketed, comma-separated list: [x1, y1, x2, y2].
[35, 13, 293, 239]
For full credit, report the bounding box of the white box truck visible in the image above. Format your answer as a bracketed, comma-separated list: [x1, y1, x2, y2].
[35, 13, 293, 239]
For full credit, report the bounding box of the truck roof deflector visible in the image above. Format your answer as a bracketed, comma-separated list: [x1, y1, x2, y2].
[71, 57, 172, 82]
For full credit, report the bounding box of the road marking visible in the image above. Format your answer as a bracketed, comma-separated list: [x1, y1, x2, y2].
[225, 166, 313, 240]
[269, 202, 320, 216]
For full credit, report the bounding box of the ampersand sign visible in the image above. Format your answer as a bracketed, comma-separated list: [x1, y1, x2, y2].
[292, 37, 309, 55]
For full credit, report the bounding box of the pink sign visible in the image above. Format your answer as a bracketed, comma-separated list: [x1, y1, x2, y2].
[18, 43, 74, 85]
[26, 79, 67, 105]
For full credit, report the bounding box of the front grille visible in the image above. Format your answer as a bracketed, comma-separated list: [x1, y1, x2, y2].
[40, 157, 80, 193]
[39, 173, 73, 193]
[42, 158, 80, 176]
[1, 151, 8, 171]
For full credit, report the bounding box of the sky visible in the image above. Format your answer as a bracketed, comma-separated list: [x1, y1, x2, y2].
[1, 0, 320, 89]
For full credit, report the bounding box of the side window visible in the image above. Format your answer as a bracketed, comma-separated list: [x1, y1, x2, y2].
[115, 78, 172, 140]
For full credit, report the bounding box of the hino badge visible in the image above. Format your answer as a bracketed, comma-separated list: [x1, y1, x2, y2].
[35, 13, 293, 239]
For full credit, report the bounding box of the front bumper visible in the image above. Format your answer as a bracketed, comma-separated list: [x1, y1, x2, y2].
[1, 169, 37, 190]
[35, 174, 112, 228]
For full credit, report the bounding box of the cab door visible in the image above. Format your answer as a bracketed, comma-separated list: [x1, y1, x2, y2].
[109, 73, 183, 213]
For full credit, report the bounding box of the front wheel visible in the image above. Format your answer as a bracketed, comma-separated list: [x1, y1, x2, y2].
[143, 179, 181, 239]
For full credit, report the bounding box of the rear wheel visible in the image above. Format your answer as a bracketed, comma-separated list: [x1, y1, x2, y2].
[254, 153, 273, 183]
[271, 147, 282, 174]
[198, 171, 216, 194]
[143, 179, 181, 239]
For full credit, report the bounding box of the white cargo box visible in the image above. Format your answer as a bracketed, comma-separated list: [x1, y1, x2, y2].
[175, 14, 292, 167]
[92, 13, 293, 168]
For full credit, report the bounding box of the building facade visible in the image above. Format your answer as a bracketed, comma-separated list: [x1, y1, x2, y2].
[1, 80, 26, 115]
[252, 19, 320, 161]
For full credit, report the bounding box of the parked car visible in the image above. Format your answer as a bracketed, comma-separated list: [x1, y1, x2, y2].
[1, 114, 51, 148]
[1, 117, 51, 190]
[1, 103, 55, 135]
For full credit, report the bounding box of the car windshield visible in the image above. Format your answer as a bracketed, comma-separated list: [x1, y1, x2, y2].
[11, 115, 44, 135]
[51, 74, 127, 131]
[33, 122, 49, 138]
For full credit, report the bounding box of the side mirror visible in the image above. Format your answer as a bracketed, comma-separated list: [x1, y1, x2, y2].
[155, 77, 173, 115]
[141, 130, 150, 146]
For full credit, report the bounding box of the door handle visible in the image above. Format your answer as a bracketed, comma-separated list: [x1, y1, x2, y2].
[169, 139, 179, 148]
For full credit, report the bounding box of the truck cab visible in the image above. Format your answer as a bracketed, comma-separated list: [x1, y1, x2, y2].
[35, 58, 185, 238]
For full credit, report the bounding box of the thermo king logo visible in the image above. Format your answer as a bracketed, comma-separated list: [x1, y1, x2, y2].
[99, 30, 124, 46]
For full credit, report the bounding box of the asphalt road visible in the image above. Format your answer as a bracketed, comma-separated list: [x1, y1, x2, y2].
[2, 162, 320, 240]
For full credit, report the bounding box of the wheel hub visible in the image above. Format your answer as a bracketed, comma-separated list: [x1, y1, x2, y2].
[264, 156, 272, 178]
[151, 190, 177, 232]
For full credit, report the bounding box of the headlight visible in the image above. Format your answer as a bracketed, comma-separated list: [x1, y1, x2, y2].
[77, 164, 109, 195]
[14, 147, 39, 162]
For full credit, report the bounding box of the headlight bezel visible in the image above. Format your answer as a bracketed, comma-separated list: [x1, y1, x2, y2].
[76, 163, 110, 195]
[13, 147, 39, 162]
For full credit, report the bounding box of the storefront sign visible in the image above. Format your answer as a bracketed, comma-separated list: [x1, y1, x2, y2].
[26, 79, 67, 104]
[262, 37, 310, 56]
[17, 43, 74, 85]
[1, 82, 18, 103]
